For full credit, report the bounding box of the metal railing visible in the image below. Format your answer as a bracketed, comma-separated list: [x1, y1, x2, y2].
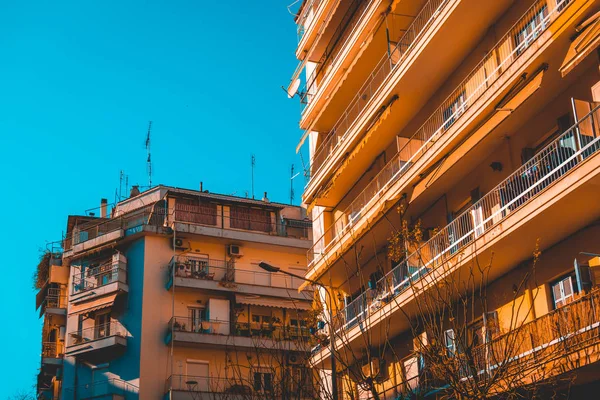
[168, 255, 309, 290]
[329, 104, 600, 334]
[71, 262, 126, 294]
[174, 207, 312, 239]
[308, 0, 451, 176]
[308, 0, 573, 268]
[44, 287, 67, 309]
[63, 206, 160, 250]
[235, 322, 312, 341]
[170, 317, 230, 336]
[63, 378, 139, 399]
[297, 0, 323, 41]
[166, 374, 317, 398]
[42, 341, 64, 358]
[464, 288, 600, 379]
[63, 203, 312, 252]
[68, 321, 128, 346]
[169, 317, 312, 342]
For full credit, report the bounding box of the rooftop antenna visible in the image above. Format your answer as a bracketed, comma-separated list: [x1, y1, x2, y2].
[290, 164, 300, 205]
[299, 151, 310, 185]
[145, 121, 153, 189]
[119, 170, 124, 200]
[251, 154, 256, 199]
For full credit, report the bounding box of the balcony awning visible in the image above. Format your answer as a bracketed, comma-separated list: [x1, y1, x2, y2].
[35, 282, 49, 311]
[559, 11, 600, 78]
[235, 295, 312, 311]
[68, 294, 117, 315]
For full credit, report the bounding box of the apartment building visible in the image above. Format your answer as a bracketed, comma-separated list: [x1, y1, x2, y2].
[35, 185, 316, 399]
[293, 0, 600, 397]
[36, 247, 69, 400]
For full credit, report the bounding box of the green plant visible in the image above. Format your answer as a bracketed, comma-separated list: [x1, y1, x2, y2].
[32, 251, 51, 290]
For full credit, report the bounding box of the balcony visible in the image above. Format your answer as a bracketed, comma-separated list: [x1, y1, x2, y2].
[312, 105, 600, 362]
[70, 253, 128, 303]
[63, 378, 139, 400]
[306, 0, 579, 277]
[172, 204, 312, 249]
[299, 0, 379, 111]
[66, 322, 128, 360]
[166, 374, 316, 400]
[41, 341, 64, 366]
[376, 289, 600, 398]
[63, 205, 162, 255]
[165, 256, 312, 299]
[166, 317, 313, 351]
[38, 287, 67, 317]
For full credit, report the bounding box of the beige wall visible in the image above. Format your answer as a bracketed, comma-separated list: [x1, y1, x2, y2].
[140, 227, 312, 398]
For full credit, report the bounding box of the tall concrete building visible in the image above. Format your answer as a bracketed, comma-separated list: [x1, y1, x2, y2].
[292, 0, 600, 397]
[35, 185, 316, 399]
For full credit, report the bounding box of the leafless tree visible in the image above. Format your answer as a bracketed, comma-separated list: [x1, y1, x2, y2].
[307, 202, 590, 400]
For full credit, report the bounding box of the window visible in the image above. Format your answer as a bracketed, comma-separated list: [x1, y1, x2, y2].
[552, 275, 577, 308]
[514, 6, 548, 55]
[188, 307, 207, 332]
[189, 257, 209, 276]
[470, 311, 499, 346]
[252, 314, 271, 326]
[444, 329, 457, 356]
[175, 198, 217, 225]
[230, 206, 272, 232]
[443, 91, 467, 130]
[95, 311, 111, 339]
[253, 370, 273, 393]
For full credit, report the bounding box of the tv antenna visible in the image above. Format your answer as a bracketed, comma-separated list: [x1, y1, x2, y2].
[145, 121, 153, 189]
[117, 170, 130, 202]
[299, 151, 310, 184]
[290, 164, 300, 205]
[251, 154, 256, 199]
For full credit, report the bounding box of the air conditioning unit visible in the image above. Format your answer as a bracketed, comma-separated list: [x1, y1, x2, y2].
[228, 245, 243, 257]
[173, 238, 189, 250]
[288, 354, 303, 365]
[362, 358, 381, 379]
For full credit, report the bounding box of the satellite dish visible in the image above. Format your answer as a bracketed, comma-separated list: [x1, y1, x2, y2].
[287, 78, 301, 99]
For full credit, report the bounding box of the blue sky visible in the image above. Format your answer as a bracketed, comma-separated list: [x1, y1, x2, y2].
[0, 1, 305, 396]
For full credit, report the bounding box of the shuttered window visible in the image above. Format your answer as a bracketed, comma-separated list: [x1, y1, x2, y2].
[230, 206, 272, 232]
[175, 198, 217, 226]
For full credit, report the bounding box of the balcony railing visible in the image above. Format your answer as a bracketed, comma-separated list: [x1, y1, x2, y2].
[170, 316, 230, 336]
[169, 317, 312, 342]
[63, 378, 139, 399]
[68, 321, 128, 347]
[71, 262, 126, 294]
[42, 341, 64, 359]
[63, 206, 161, 250]
[307, 0, 451, 177]
[235, 322, 312, 341]
[175, 208, 312, 239]
[328, 104, 600, 335]
[43, 288, 67, 309]
[166, 374, 317, 398]
[63, 204, 311, 252]
[167, 256, 307, 290]
[463, 289, 600, 380]
[296, 0, 323, 41]
[308, 0, 573, 268]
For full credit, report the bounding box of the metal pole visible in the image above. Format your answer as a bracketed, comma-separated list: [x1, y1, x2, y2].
[274, 269, 338, 400]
